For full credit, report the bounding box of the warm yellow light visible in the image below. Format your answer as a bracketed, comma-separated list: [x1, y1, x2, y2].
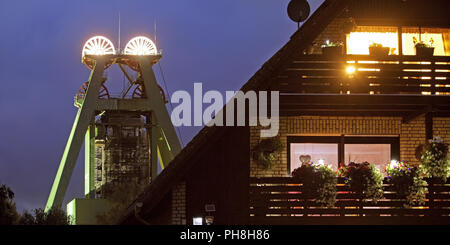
[402, 33, 446, 56]
[346, 66, 356, 74]
[124, 36, 158, 55]
[346, 32, 398, 55]
[82, 36, 116, 57]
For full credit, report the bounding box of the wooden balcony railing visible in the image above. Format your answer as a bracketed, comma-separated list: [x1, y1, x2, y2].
[249, 177, 450, 224]
[275, 55, 450, 95]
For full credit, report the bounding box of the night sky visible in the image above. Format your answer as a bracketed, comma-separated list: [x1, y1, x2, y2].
[0, 0, 323, 212]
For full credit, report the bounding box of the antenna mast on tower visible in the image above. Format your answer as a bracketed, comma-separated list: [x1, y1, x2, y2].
[118, 12, 121, 53]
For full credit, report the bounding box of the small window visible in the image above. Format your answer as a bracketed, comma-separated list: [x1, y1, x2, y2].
[287, 136, 399, 175]
[344, 144, 391, 174]
[346, 26, 399, 55]
[347, 32, 399, 55]
[290, 143, 339, 171]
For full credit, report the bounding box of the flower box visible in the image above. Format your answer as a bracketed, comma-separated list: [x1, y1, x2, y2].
[369, 46, 390, 57]
[321, 46, 343, 58]
[415, 46, 434, 57]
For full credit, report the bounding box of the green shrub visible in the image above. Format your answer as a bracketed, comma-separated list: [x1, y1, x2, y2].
[386, 161, 427, 207]
[292, 163, 337, 207]
[252, 138, 283, 170]
[420, 136, 450, 182]
[339, 162, 384, 203]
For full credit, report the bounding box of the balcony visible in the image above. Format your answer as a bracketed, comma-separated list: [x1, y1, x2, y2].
[249, 177, 450, 225]
[275, 55, 450, 95]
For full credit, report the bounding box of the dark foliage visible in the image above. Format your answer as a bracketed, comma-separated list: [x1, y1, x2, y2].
[292, 163, 337, 207]
[252, 137, 284, 170]
[0, 184, 19, 225]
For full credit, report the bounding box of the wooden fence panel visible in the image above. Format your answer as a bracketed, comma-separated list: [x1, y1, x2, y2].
[274, 55, 450, 95]
[249, 177, 450, 224]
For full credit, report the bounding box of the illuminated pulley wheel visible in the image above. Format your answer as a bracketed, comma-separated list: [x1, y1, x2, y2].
[131, 84, 167, 104]
[124, 36, 158, 71]
[75, 81, 110, 108]
[81, 36, 116, 70]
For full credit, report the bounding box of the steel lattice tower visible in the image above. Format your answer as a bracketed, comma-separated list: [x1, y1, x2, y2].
[45, 36, 181, 224]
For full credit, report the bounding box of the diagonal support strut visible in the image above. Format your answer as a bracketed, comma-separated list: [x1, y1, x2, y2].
[45, 59, 106, 211]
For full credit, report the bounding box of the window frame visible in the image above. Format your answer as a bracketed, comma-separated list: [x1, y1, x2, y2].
[287, 136, 400, 175]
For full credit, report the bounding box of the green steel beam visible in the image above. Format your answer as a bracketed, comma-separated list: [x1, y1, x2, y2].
[84, 122, 95, 198]
[96, 98, 152, 111]
[45, 59, 106, 212]
[156, 127, 175, 169]
[138, 57, 182, 166]
[150, 113, 159, 180]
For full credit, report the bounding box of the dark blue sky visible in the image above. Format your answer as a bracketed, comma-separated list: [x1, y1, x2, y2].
[0, 0, 323, 211]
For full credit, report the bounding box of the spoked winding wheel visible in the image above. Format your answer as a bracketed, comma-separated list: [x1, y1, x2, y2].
[131, 84, 167, 104]
[81, 36, 116, 70]
[123, 36, 158, 72]
[75, 80, 110, 108]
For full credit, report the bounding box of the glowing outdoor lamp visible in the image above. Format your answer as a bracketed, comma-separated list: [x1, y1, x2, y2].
[346, 65, 356, 75]
[124, 36, 158, 55]
[193, 217, 203, 225]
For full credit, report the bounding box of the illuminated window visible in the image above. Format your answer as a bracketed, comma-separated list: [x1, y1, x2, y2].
[402, 27, 448, 56]
[347, 32, 399, 55]
[344, 144, 391, 174]
[346, 26, 450, 56]
[290, 143, 339, 171]
[288, 136, 399, 175]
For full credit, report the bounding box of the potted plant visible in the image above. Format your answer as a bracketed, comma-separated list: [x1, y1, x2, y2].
[419, 136, 450, 182]
[413, 37, 435, 57]
[338, 162, 384, 203]
[321, 40, 343, 58]
[386, 161, 427, 207]
[252, 137, 283, 170]
[369, 43, 390, 57]
[292, 162, 337, 207]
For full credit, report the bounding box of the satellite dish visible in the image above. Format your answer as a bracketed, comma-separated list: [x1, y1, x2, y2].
[287, 0, 311, 26]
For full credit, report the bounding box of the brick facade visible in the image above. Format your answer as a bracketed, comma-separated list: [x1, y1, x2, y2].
[171, 182, 186, 225]
[169, 116, 448, 222]
[400, 116, 425, 166]
[434, 117, 450, 144]
[250, 115, 435, 177]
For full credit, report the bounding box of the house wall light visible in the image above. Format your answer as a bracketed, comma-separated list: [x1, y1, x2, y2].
[346, 65, 356, 75]
[193, 217, 203, 225]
